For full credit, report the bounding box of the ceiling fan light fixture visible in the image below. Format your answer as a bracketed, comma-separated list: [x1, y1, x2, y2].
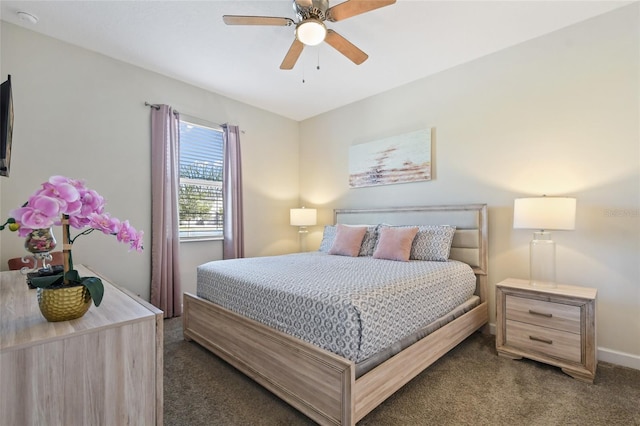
[296, 19, 326, 46]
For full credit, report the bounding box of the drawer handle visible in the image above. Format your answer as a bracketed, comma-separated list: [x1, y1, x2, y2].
[528, 309, 552, 318]
[529, 335, 553, 345]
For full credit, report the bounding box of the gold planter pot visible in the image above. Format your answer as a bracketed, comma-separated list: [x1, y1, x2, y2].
[37, 285, 92, 322]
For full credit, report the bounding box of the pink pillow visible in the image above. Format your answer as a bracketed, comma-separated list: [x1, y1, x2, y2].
[373, 226, 419, 262]
[328, 224, 367, 257]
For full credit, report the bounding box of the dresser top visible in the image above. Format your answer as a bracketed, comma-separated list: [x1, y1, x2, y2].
[497, 277, 597, 300]
[1, 265, 159, 352]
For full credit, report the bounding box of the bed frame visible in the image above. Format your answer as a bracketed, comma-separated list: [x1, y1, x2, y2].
[183, 204, 488, 425]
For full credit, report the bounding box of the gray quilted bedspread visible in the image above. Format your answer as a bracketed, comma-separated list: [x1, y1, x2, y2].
[197, 252, 476, 363]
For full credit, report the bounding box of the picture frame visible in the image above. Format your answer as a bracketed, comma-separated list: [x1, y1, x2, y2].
[349, 128, 431, 188]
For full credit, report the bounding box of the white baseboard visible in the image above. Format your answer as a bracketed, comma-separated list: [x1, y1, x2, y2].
[598, 347, 640, 370]
[486, 322, 639, 371]
[488, 322, 496, 335]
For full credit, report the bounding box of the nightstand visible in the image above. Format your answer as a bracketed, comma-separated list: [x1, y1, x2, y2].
[496, 278, 597, 383]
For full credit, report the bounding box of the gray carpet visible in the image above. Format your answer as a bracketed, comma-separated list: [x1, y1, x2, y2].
[164, 318, 640, 425]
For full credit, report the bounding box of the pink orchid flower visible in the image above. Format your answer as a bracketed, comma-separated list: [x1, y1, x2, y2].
[89, 212, 121, 235]
[6, 176, 143, 253]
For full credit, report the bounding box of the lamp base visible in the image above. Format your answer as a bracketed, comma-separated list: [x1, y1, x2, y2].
[529, 231, 556, 287]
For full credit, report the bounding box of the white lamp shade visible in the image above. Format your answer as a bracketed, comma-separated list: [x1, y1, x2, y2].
[513, 197, 576, 231]
[290, 208, 317, 227]
[296, 19, 326, 46]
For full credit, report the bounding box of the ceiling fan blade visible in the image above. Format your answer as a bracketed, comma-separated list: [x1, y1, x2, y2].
[324, 29, 368, 65]
[223, 15, 294, 26]
[280, 39, 305, 70]
[327, 0, 396, 22]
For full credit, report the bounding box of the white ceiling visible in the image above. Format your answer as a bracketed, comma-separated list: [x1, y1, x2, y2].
[0, 1, 632, 121]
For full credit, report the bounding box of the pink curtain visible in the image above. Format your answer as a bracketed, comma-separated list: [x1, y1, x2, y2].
[150, 105, 182, 318]
[222, 124, 244, 259]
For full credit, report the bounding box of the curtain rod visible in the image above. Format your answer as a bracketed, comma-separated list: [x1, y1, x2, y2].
[144, 101, 239, 131]
[145, 102, 180, 116]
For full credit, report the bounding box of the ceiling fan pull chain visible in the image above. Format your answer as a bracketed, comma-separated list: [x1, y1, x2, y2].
[317, 50, 321, 71]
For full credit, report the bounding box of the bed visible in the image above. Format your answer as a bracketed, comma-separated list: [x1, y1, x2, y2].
[183, 204, 488, 425]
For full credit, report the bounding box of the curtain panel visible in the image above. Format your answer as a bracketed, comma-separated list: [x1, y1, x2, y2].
[150, 105, 182, 318]
[222, 124, 245, 259]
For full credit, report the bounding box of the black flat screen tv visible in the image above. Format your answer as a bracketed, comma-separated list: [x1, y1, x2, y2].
[1, 75, 13, 177]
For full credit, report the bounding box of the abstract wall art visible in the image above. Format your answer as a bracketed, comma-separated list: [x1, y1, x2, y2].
[349, 128, 432, 188]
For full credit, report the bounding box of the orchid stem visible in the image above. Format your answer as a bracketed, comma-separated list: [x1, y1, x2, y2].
[62, 215, 72, 284]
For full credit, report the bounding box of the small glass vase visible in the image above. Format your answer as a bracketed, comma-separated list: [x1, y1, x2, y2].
[21, 228, 58, 275]
[25, 227, 57, 254]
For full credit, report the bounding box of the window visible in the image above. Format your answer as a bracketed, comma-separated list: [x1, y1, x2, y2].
[178, 116, 223, 240]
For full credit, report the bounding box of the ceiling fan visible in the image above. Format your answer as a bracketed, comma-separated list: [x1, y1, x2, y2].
[223, 0, 396, 70]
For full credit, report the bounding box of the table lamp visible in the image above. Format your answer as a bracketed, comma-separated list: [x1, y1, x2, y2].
[290, 207, 317, 234]
[513, 196, 576, 287]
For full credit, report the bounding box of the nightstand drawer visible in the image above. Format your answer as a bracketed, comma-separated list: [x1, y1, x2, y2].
[506, 295, 580, 333]
[506, 319, 581, 362]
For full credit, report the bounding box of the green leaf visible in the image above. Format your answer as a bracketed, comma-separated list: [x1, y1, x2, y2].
[30, 268, 104, 307]
[81, 276, 104, 307]
[65, 269, 81, 283]
[30, 273, 64, 288]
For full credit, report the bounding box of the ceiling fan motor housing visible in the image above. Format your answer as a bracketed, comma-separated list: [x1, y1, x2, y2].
[293, 0, 329, 21]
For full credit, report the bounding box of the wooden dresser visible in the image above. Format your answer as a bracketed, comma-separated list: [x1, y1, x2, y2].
[496, 278, 597, 383]
[0, 265, 163, 425]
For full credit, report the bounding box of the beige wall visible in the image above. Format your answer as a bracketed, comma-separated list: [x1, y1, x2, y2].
[0, 22, 301, 299]
[299, 5, 639, 366]
[1, 5, 638, 368]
